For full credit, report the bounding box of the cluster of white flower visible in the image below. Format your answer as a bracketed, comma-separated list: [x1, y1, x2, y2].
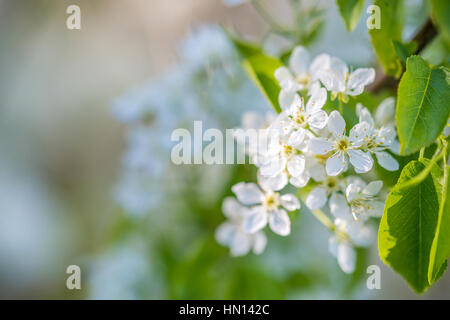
[216, 46, 400, 273]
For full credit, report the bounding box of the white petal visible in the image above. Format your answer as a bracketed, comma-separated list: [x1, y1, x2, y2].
[349, 121, 371, 145]
[308, 110, 328, 130]
[328, 111, 346, 137]
[375, 97, 395, 127]
[308, 160, 327, 182]
[215, 222, 236, 246]
[257, 170, 288, 191]
[289, 171, 310, 187]
[350, 224, 373, 247]
[347, 149, 373, 173]
[320, 57, 347, 92]
[309, 53, 330, 80]
[378, 126, 396, 146]
[347, 68, 375, 91]
[306, 87, 327, 114]
[252, 232, 267, 254]
[328, 235, 338, 257]
[337, 242, 356, 274]
[260, 156, 287, 177]
[365, 200, 384, 218]
[243, 206, 268, 234]
[306, 186, 327, 210]
[363, 181, 383, 196]
[230, 231, 252, 257]
[287, 128, 306, 147]
[269, 209, 291, 236]
[232, 182, 263, 205]
[329, 192, 351, 219]
[375, 151, 399, 171]
[289, 46, 310, 75]
[326, 152, 346, 176]
[345, 183, 360, 202]
[308, 138, 335, 155]
[356, 105, 374, 126]
[222, 197, 244, 220]
[279, 89, 299, 110]
[287, 155, 306, 177]
[280, 194, 301, 211]
[274, 66, 294, 85]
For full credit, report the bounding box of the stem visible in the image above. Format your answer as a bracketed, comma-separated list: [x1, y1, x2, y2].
[419, 147, 425, 160]
[338, 99, 343, 114]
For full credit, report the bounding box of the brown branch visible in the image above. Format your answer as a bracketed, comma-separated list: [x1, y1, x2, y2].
[368, 17, 438, 93]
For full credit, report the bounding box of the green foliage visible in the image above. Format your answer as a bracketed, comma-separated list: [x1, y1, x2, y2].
[396, 56, 450, 155]
[228, 34, 284, 114]
[428, 164, 450, 283]
[369, 0, 404, 78]
[393, 40, 418, 64]
[378, 159, 447, 293]
[336, 0, 365, 31]
[431, 0, 450, 49]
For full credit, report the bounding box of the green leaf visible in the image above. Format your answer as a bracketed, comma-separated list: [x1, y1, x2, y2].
[369, 0, 405, 78]
[393, 40, 417, 64]
[428, 165, 450, 284]
[431, 0, 450, 49]
[228, 35, 284, 114]
[378, 159, 445, 293]
[396, 55, 450, 155]
[336, 0, 365, 31]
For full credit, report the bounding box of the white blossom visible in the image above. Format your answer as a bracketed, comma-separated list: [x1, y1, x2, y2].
[215, 197, 267, 256]
[308, 111, 373, 176]
[318, 57, 375, 102]
[231, 181, 300, 236]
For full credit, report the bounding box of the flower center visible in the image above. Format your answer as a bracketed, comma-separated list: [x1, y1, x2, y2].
[294, 112, 307, 125]
[263, 192, 280, 211]
[296, 73, 310, 85]
[282, 144, 295, 157]
[336, 138, 349, 151]
[325, 176, 339, 192]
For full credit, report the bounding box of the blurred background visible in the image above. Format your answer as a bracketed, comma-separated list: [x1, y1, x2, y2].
[0, 0, 448, 299]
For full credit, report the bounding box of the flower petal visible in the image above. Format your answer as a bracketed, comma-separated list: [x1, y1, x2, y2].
[375, 97, 395, 127]
[328, 111, 346, 137]
[326, 152, 346, 176]
[365, 200, 384, 218]
[287, 128, 306, 147]
[328, 235, 338, 257]
[349, 121, 371, 145]
[309, 53, 330, 80]
[287, 155, 306, 177]
[308, 110, 328, 130]
[306, 186, 327, 210]
[222, 197, 245, 220]
[348, 149, 373, 173]
[215, 222, 236, 246]
[260, 156, 287, 178]
[337, 242, 356, 274]
[274, 67, 294, 85]
[290, 171, 310, 187]
[230, 231, 252, 257]
[347, 68, 375, 91]
[268, 209, 291, 236]
[279, 89, 299, 111]
[257, 170, 288, 191]
[252, 232, 267, 254]
[232, 182, 263, 205]
[289, 46, 310, 76]
[308, 138, 335, 155]
[243, 206, 268, 234]
[306, 87, 327, 114]
[329, 192, 351, 219]
[363, 181, 383, 196]
[280, 194, 301, 211]
[345, 183, 360, 202]
[375, 151, 399, 171]
[356, 104, 374, 126]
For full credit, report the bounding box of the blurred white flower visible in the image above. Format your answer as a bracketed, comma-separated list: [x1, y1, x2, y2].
[345, 180, 384, 222]
[275, 46, 330, 102]
[215, 197, 267, 256]
[308, 111, 373, 176]
[231, 181, 300, 236]
[318, 57, 375, 102]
